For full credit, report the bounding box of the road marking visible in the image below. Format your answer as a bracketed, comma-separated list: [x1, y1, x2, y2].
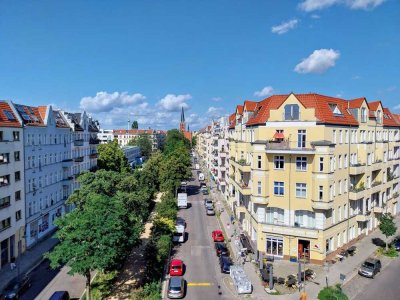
[187, 282, 212, 286]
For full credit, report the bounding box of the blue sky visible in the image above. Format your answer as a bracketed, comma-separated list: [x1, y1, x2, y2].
[0, 0, 399, 129]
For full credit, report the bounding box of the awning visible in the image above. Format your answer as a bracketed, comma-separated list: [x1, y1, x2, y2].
[273, 132, 284, 139]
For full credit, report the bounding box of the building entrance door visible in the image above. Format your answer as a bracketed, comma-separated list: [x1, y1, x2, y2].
[298, 239, 310, 261]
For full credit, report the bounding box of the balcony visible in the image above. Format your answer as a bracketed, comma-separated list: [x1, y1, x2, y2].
[311, 200, 334, 210]
[74, 139, 84, 146]
[229, 176, 251, 196]
[219, 151, 227, 157]
[371, 160, 383, 171]
[89, 153, 98, 159]
[262, 223, 318, 239]
[74, 156, 84, 162]
[349, 187, 366, 200]
[370, 181, 382, 194]
[62, 176, 73, 181]
[355, 213, 368, 222]
[251, 195, 269, 205]
[89, 138, 100, 145]
[372, 206, 383, 214]
[349, 163, 366, 175]
[265, 140, 315, 155]
[231, 158, 251, 172]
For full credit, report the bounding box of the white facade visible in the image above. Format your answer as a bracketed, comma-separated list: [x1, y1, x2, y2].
[97, 129, 114, 144]
[13, 105, 73, 248]
[121, 146, 142, 167]
[113, 129, 166, 151]
[0, 105, 25, 269]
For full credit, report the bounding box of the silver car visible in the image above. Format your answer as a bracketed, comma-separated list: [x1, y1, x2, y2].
[206, 207, 215, 215]
[167, 276, 185, 299]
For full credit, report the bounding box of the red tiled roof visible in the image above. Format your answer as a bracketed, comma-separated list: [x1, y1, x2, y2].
[236, 105, 243, 115]
[247, 93, 359, 126]
[244, 100, 257, 112]
[13, 104, 46, 127]
[348, 97, 366, 108]
[0, 101, 21, 127]
[368, 101, 381, 111]
[383, 108, 400, 127]
[113, 129, 156, 135]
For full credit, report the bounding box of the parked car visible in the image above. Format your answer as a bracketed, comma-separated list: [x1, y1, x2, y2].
[219, 255, 232, 273]
[201, 189, 209, 195]
[391, 238, 400, 251]
[212, 230, 225, 242]
[167, 276, 185, 299]
[215, 242, 229, 256]
[49, 291, 70, 300]
[169, 259, 184, 276]
[206, 207, 215, 215]
[2, 276, 32, 299]
[358, 258, 381, 278]
[204, 199, 213, 209]
[176, 217, 186, 228]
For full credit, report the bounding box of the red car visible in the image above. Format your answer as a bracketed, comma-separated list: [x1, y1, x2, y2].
[212, 230, 225, 242]
[169, 259, 184, 276]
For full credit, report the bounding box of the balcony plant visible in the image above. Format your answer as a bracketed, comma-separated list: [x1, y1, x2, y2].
[350, 182, 365, 192]
[387, 172, 395, 182]
[372, 181, 382, 187]
[237, 158, 248, 166]
[392, 192, 399, 199]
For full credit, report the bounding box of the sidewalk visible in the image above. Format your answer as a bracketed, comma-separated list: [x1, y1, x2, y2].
[206, 167, 400, 300]
[0, 236, 59, 291]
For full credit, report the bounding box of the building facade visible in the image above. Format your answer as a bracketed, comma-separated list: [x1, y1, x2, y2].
[226, 93, 399, 264]
[97, 129, 114, 144]
[12, 104, 73, 248]
[113, 129, 165, 151]
[0, 101, 25, 270]
[121, 146, 143, 168]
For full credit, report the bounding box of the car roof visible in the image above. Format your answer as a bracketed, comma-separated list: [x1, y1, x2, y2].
[171, 259, 182, 265]
[365, 258, 380, 263]
[170, 277, 183, 286]
[49, 291, 69, 300]
[213, 230, 223, 234]
[220, 255, 231, 263]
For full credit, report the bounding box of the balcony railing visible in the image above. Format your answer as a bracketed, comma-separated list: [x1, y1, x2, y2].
[265, 140, 315, 154]
[89, 138, 100, 145]
[74, 139, 84, 146]
[74, 156, 84, 162]
[89, 153, 98, 159]
[371, 181, 382, 187]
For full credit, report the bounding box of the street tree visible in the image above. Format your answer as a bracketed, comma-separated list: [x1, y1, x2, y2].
[137, 151, 163, 195]
[191, 135, 197, 148]
[97, 141, 130, 173]
[133, 134, 153, 158]
[131, 120, 139, 129]
[379, 213, 397, 251]
[45, 194, 127, 300]
[164, 129, 190, 155]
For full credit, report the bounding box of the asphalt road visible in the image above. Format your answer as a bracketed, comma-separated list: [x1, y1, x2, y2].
[164, 164, 237, 299]
[18, 259, 61, 300]
[351, 257, 400, 300]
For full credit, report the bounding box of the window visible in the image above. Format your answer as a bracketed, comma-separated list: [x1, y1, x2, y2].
[16, 210, 22, 221]
[329, 104, 343, 115]
[0, 196, 11, 209]
[266, 237, 283, 257]
[274, 181, 284, 196]
[0, 153, 9, 164]
[319, 157, 324, 172]
[15, 191, 21, 201]
[0, 217, 11, 232]
[297, 130, 306, 148]
[345, 130, 349, 144]
[338, 206, 342, 221]
[257, 181, 262, 195]
[344, 154, 348, 168]
[0, 131, 3, 141]
[339, 155, 342, 169]
[257, 156, 262, 169]
[332, 209, 336, 224]
[295, 210, 315, 228]
[326, 238, 333, 253]
[284, 104, 299, 120]
[274, 156, 284, 169]
[344, 179, 348, 193]
[15, 171, 21, 181]
[296, 157, 307, 171]
[330, 185, 333, 200]
[339, 130, 343, 144]
[296, 183, 307, 198]
[339, 180, 342, 194]
[332, 130, 336, 144]
[344, 204, 348, 218]
[14, 151, 20, 161]
[266, 207, 284, 224]
[319, 186, 323, 201]
[13, 131, 20, 141]
[361, 107, 367, 122]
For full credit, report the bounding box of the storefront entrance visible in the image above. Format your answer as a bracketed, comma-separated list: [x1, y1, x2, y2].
[298, 239, 310, 261]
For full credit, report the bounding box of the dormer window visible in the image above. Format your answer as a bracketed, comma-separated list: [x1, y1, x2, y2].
[361, 107, 367, 122]
[376, 110, 382, 124]
[329, 104, 343, 116]
[284, 104, 299, 120]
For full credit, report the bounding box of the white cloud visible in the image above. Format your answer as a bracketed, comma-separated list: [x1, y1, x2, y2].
[207, 106, 223, 115]
[212, 97, 222, 102]
[254, 86, 274, 97]
[311, 14, 321, 19]
[299, 0, 385, 11]
[80, 91, 146, 113]
[156, 94, 191, 112]
[294, 49, 340, 74]
[271, 19, 299, 34]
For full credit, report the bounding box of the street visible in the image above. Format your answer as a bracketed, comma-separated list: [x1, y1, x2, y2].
[346, 257, 400, 300]
[164, 165, 238, 299]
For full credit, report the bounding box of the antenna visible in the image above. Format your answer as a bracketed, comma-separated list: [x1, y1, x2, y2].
[128, 119, 131, 130]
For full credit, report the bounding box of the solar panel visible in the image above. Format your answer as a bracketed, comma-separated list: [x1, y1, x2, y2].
[4, 111, 16, 120]
[27, 107, 35, 114]
[20, 112, 31, 121]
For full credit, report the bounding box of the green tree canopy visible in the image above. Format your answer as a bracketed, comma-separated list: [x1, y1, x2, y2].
[46, 194, 128, 300]
[164, 129, 190, 155]
[132, 134, 153, 158]
[379, 213, 397, 251]
[97, 141, 131, 173]
[191, 135, 197, 148]
[131, 120, 139, 129]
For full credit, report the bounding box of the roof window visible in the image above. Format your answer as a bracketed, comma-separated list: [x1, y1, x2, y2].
[329, 104, 343, 116]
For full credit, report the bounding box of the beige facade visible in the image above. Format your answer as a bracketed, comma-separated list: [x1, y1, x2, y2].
[228, 94, 400, 264]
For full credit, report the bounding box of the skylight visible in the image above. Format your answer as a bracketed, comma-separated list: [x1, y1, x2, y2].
[329, 104, 343, 115]
[4, 111, 15, 120]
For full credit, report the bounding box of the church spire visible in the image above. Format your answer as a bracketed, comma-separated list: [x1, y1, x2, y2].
[181, 106, 185, 123]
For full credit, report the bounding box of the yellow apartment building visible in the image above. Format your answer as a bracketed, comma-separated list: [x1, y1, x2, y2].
[228, 93, 400, 264]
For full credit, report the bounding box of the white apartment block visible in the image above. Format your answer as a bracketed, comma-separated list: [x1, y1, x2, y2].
[0, 101, 25, 270]
[12, 104, 73, 248]
[113, 129, 166, 151]
[61, 111, 99, 189]
[97, 129, 114, 144]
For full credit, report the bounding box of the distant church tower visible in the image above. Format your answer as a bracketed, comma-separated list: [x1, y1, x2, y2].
[179, 106, 186, 132]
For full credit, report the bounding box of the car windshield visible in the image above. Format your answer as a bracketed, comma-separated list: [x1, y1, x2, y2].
[171, 286, 182, 291]
[174, 233, 183, 237]
[362, 262, 375, 269]
[172, 265, 181, 270]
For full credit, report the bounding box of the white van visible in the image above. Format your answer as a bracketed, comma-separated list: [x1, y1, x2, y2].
[195, 163, 200, 170]
[198, 172, 205, 181]
[173, 224, 185, 243]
